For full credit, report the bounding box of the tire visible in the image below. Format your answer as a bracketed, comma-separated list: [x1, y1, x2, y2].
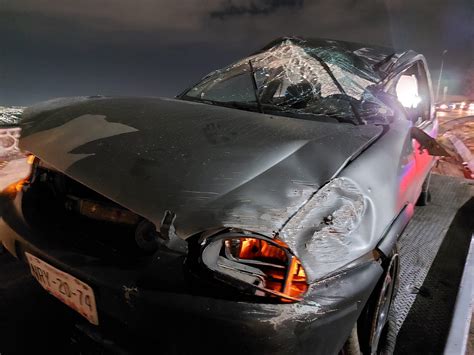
[416, 171, 432, 206]
[341, 325, 361, 355]
[355, 246, 400, 355]
[380, 305, 398, 354]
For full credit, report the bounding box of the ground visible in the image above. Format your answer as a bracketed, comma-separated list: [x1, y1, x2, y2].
[433, 110, 474, 178]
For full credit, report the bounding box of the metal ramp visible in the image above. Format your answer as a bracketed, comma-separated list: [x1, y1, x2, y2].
[391, 174, 473, 354]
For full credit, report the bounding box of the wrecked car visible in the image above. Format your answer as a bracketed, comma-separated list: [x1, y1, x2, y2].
[0, 37, 443, 354]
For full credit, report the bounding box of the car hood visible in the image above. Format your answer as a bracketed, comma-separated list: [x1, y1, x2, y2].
[20, 96, 383, 239]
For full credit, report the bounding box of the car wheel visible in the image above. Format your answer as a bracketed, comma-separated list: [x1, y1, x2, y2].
[349, 247, 399, 355]
[416, 171, 432, 206]
[369, 250, 399, 354]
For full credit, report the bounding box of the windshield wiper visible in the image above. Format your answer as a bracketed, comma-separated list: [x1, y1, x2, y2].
[181, 96, 260, 112]
[248, 60, 264, 114]
[182, 95, 354, 123]
[223, 101, 286, 113]
[309, 54, 364, 125]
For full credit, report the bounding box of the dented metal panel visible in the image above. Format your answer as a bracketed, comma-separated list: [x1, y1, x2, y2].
[20, 96, 382, 247]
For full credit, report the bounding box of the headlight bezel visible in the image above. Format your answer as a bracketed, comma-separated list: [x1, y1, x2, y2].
[195, 230, 309, 302]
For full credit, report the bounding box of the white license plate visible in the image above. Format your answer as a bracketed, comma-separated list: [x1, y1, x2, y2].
[26, 252, 99, 325]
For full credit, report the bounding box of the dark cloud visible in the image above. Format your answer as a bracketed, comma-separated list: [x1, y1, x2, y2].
[0, 0, 472, 105]
[0, 0, 392, 46]
[210, 0, 304, 18]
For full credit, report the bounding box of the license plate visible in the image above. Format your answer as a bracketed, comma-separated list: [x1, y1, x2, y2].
[25, 252, 99, 325]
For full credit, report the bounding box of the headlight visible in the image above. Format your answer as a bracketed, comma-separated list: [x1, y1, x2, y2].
[0, 155, 35, 198]
[199, 232, 308, 302]
[281, 177, 372, 282]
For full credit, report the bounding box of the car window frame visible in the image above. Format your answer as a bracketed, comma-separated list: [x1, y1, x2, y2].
[382, 58, 435, 128]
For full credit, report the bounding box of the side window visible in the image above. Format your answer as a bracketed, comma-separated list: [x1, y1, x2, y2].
[391, 62, 432, 125]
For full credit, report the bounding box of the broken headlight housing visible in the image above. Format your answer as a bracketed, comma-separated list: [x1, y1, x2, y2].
[0, 155, 35, 198]
[198, 232, 308, 302]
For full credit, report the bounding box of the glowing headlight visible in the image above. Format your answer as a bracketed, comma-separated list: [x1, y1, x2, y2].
[0, 154, 35, 198]
[200, 233, 308, 302]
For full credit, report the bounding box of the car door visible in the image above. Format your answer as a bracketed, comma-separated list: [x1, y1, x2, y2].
[392, 60, 437, 202]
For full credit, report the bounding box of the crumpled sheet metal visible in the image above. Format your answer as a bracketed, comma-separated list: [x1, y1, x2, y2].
[0, 127, 22, 160]
[281, 177, 374, 281]
[0, 107, 24, 160]
[19, 96, 383, 249]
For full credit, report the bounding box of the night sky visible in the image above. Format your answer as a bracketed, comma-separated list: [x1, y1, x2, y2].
[1, 0, 472, 106]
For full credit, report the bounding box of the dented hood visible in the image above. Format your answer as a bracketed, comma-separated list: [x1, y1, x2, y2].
[20, 96, 383, 238]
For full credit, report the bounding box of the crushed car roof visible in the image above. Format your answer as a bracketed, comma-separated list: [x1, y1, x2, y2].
[182, 37, 421, 125]
[258, 36, 413, 80]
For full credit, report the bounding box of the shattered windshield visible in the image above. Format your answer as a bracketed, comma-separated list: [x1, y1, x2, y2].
[183, 40, 393, 124]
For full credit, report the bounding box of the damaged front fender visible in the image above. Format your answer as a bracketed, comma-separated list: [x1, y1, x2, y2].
[280, 177, 375, 282]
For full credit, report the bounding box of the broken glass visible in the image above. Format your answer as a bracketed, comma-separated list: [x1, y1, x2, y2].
[184, 40, 393, 124]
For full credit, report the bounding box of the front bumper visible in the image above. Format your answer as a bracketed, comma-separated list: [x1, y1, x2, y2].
[0, 197, 383, 354]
